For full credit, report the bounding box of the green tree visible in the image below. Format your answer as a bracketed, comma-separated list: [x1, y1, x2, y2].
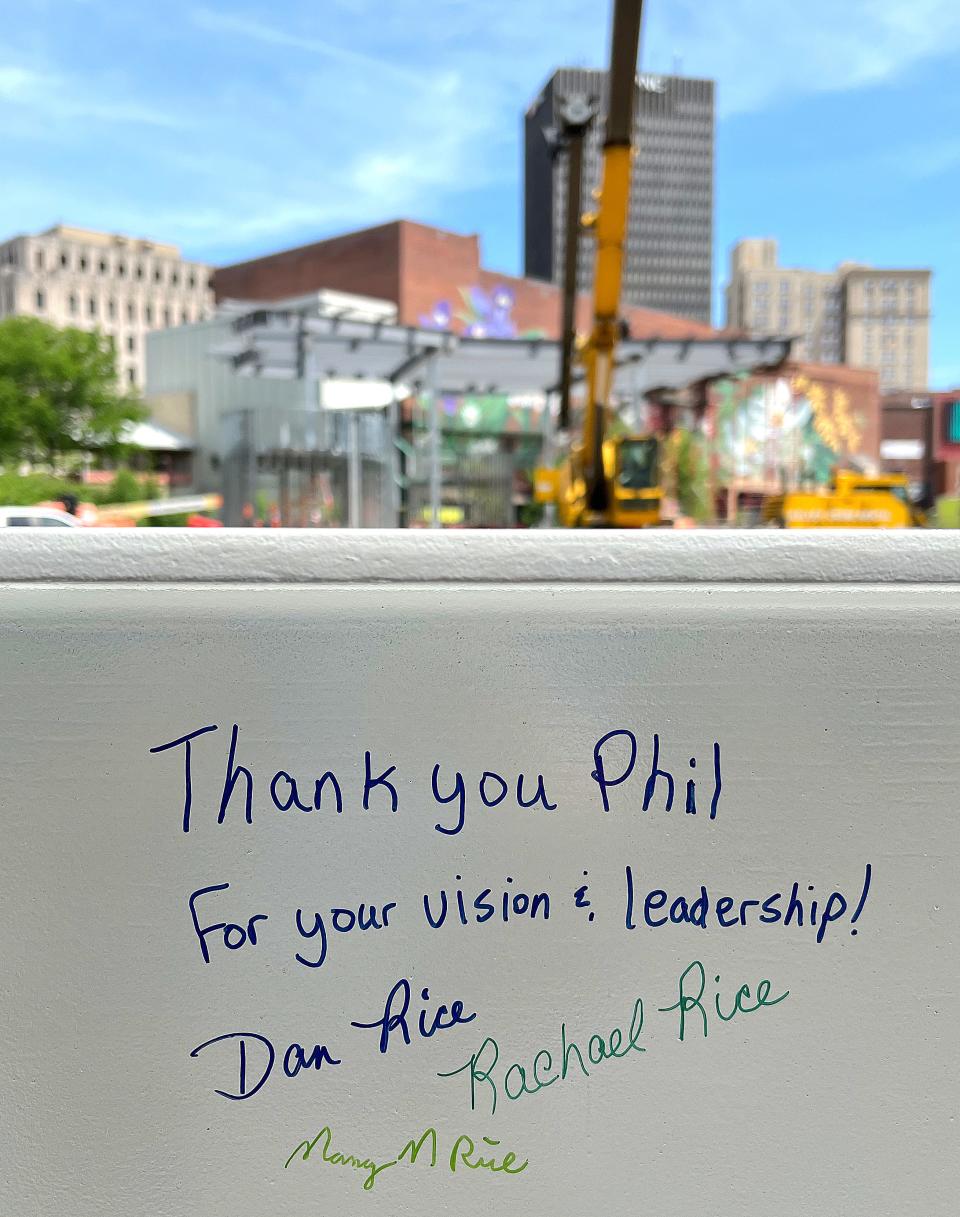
[0, 316, 146, 465]
[661, 428, 710, 521]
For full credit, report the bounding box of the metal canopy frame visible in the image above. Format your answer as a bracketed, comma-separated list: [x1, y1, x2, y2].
[213, 308, 793, 398]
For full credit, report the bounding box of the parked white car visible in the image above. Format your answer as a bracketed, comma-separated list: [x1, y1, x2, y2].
[0, 507, 82, 528]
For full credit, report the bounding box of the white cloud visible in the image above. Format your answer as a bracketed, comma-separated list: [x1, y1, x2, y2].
[643, 0, 960, 115]
[2, 0, 958, 262]
[189, 7, 425, 86]
[0, 61, 183, 130]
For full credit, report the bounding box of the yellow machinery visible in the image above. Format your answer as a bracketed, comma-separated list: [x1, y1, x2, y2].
[555, 433, 661, 527]
[762, 471, 926, 529]
[534, 0, 663, 528]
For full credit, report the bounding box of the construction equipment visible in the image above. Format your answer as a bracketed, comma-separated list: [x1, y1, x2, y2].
[38, 493, 223, 527]
[761, 471, 926, 529]
[535, 0, 663, 528]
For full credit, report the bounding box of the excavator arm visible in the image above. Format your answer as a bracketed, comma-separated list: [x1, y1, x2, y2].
[580, 0, 645, 513]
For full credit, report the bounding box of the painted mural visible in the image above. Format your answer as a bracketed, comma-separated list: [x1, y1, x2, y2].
[419, 284, 545, 340]
[712, 374, 866, 487]
[438, 393, 544, 434]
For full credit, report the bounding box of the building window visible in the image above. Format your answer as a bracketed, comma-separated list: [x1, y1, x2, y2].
[145, 305, 153, 325]
[35, 249, 44, 270]
[88, 296, 96, 317]
[68, 294, 78, 316]
[187, 273, 196, 289]
[126, 336, 136, 353]
[171, 271, 179, 287]
[181, 309, 190, 325]
[117, 262, 126, 278]
[107, 298, 116, 320]
[79, 256, 88, 272]
[154, 267, 163, 284]
[35, 289, 45, 311]
[135, 264, 144, 280]
[127, 367, 136, 385]
[99, 259, 108, 274]
[127, 302, 135, 322]
[163, 307, 172, 327]
[60, 252, 69, 268]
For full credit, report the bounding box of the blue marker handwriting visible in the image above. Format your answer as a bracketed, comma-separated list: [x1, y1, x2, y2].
[149, 722, 722, 835]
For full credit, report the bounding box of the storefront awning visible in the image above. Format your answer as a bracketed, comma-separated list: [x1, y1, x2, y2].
[123, 421, 194, 451]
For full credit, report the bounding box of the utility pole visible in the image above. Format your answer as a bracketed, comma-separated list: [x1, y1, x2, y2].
[549, 95, 597, 432]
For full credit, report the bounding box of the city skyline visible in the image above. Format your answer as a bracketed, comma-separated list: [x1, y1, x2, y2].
[1, 0, 958, 384]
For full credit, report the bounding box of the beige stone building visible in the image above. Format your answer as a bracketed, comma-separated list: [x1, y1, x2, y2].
[0, 225, 212, 389]
[725, 238, 930, 393]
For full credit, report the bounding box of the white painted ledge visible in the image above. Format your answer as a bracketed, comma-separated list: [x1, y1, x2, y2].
[1, 528, 960, 584]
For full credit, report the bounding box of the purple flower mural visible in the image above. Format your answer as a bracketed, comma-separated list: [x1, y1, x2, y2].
[418, 283, 544, 340]
[461, 284, 517, 338]
[419, 300, 453, 331]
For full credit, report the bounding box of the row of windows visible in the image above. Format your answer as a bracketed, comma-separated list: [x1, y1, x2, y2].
[629, 249, 712, 262]
[752, 278, 833, 294]
[635, 180, 713, 195]
[34, 289, 199, 328]
[633, 149, 713, 165]
[852, 308, 924, 322]
[633, 137, 714, 152]
[860, 319, 923, 337]
[29, 246, 207, 290]
[862, 278, 921, 294]
[633, 201, 712, 216]
[626, 277, 710, 291]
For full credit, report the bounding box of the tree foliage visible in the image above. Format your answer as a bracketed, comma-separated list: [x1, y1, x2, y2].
[0, 316, 146, 464]
[660, 428, 710, 522]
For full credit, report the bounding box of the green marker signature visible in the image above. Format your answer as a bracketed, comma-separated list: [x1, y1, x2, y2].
[284, 1124, 529, 1192]
[439, 959, 789, 1115]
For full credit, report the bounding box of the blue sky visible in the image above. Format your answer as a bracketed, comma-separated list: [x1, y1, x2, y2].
[1, 0, 958, 385]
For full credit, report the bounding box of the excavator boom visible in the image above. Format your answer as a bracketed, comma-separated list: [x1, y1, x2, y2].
[582, 0, 645, 512]
[534, 0, 661, 530]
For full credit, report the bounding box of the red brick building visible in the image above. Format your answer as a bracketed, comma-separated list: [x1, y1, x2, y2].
[881, 389, 960, 497]
[212, 219, 720, 342]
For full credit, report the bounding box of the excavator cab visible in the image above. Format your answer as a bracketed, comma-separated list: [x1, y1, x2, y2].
[606, 435, 662, 526]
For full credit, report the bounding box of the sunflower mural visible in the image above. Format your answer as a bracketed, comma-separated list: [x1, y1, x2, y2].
[713, 374, 865, 487]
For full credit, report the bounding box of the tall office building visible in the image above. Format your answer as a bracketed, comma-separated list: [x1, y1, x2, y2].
[0, 225, 213, 388]
[524, 71, 715, 323]
[725, 238, 931, 392]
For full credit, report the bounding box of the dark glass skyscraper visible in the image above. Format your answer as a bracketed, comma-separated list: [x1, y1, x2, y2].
[524, 70, 715, 323]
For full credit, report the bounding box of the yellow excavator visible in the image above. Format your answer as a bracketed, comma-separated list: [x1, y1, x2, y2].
[534, 0, 663, 528]
[762, 470, 927, 529]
